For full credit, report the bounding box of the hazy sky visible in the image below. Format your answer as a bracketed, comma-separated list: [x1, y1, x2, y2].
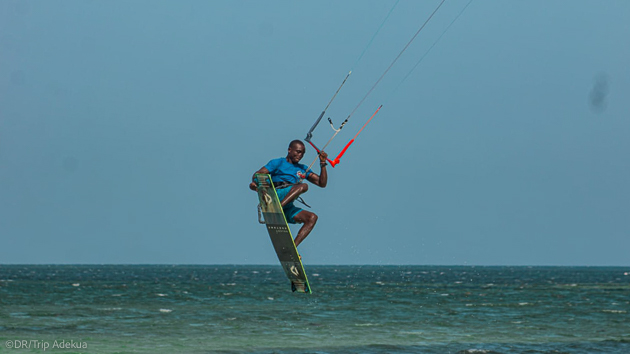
[1, 1, 628, 266]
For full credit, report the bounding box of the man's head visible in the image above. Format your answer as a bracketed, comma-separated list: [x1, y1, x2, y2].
[286, 140, 306, 164]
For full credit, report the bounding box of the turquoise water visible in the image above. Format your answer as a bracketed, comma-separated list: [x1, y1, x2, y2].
[1, 265, 629, 353]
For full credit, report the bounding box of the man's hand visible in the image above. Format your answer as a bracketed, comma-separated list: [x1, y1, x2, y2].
[249, 182, 257, 191]
[318, 151, 328, 162]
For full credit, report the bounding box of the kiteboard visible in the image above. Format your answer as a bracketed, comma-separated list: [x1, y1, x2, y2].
[254, 173, 311, 293]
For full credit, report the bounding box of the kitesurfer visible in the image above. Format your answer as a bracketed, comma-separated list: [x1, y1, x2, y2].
[250, 140, 328, 247]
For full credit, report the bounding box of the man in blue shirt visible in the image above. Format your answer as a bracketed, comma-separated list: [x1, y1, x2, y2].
[250, 140, 328, 247]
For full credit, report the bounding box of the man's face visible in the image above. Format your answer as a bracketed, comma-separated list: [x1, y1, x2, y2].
[287, 143, 306, 164]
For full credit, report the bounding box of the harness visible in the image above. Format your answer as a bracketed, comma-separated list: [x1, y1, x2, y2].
[273, 181, 294, 189]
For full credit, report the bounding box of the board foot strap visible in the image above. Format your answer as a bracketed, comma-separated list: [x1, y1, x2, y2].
[291, 281, 309, 293]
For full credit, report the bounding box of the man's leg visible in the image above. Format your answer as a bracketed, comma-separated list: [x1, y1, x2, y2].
[292, 210, 318, 247]
[280, 183, 308, 207]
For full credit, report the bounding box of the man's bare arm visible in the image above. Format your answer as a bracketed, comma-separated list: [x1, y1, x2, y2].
[307, 152, 328, 188]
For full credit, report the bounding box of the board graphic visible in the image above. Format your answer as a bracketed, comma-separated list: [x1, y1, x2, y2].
[255, 174, 311, 293]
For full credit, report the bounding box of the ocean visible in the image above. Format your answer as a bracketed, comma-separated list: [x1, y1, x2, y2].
[0, 265, 628, 354]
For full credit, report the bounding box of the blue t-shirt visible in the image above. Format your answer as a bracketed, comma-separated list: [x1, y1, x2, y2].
[264, 157, 312, 184]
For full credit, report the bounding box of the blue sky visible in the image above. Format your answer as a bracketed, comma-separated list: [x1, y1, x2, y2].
[1, 0, 628, 266]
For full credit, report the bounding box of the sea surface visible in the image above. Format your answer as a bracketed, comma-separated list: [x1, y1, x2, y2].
[0, 265, 628, 354]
